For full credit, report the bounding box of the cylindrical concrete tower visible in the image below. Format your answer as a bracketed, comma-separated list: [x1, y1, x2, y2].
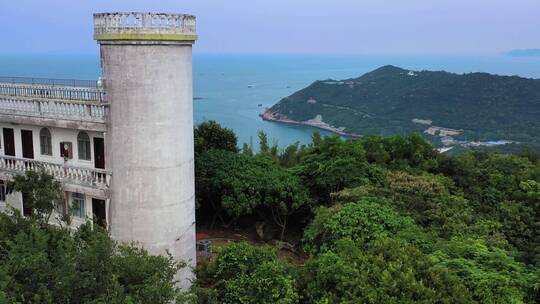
[93, 12, 197, 287]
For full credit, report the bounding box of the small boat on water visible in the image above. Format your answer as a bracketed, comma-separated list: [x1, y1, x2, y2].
[247, 84, 254, 88]
[258, 103, 263, 107]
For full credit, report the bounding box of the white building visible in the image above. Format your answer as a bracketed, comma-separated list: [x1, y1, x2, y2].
[0, 79, 109, 227]
[0, 12, 198, 287]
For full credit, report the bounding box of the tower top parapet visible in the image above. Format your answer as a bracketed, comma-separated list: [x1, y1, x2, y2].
[93, 12, 197, 43]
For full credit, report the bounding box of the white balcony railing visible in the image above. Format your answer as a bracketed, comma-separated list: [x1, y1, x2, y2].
[0, 79, 107, 124]
[0, 76, 100, 89]
[93, 12, 196, 36]
[0, 82, 105, 102]
[0, 97, 107, 123]
[0, 155, 111, 190]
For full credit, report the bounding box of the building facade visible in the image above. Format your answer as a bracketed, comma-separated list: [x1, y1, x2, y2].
[0, 12, 197, 287]
[0, 78, 109, 227]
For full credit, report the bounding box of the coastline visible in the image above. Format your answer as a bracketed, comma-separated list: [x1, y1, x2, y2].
[259, 109, 360, 138]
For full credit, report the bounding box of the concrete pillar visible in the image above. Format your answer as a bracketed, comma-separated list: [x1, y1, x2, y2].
[93, 12, 198, 288]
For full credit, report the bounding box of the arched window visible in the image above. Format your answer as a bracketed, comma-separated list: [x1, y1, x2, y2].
[39, 128, 52, 156]
[77, 131, 91, 160]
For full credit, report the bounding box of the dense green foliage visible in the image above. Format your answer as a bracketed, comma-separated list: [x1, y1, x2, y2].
[0, 171, 186, 303]
[303, 238, 473, 304]
[432, 237, 531, 303]
[12, 169, 64, 223]
[5, 121, 540, 303]
[195, 242, 298, 304]
[303, 199, 419, 254]
[193, 122, 540, 303]
[196, 147, 311, 239]
[194, 120, 238, 155]
[269, 65, 540, 143]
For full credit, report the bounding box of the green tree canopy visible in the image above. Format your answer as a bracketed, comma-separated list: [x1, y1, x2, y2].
[0, 213, 185, 303]
[294, 135, 372, 202]
[303, 238, 473, 304]
[196, 149, 311, 238]
[432, 237, 532, 304]
[303, 199, 420, 254]
[194, 242, 298, 304]
[194, 120, 238, 155]
[12, 169, 64, 223]
[359, 134, 438, 170]
[1, 170, 186, 303]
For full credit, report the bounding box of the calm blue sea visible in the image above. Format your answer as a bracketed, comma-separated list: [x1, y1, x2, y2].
[1, 53, 540, 147]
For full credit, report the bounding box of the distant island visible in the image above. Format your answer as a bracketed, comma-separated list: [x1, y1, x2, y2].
[507, 49, 540, 57]
[262, 65, 540, 150]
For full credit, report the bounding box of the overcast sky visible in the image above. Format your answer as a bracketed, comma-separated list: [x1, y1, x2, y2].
[1, 0, 538, 54]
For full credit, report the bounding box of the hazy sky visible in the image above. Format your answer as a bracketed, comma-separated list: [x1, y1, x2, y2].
[1, 0, 538, 54]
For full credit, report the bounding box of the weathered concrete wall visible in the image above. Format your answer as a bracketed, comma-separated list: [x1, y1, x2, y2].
[100, 42, 196, 287]
[5, 192, 23, 214]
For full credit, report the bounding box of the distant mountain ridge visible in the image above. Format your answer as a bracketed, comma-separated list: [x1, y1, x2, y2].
[265, 65, 540, 144]
[507, 49, 540, 57]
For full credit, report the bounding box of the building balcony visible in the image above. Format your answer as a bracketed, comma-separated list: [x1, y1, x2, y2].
[0, 77, 108, 131]
[0, 155, 111, 198]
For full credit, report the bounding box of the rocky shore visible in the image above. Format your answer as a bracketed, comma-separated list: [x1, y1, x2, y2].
[260, 109, 360, 138]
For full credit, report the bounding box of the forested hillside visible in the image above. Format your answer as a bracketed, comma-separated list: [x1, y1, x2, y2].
[192, 121, 540, 304]
[268, 66, 540, 144]
[2, 121, 540, 303]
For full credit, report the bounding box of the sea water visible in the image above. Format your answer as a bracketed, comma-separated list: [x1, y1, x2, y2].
[1, 53, 540, 148]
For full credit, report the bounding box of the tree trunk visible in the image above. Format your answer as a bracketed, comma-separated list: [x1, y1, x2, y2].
[279, 216, 287, 242]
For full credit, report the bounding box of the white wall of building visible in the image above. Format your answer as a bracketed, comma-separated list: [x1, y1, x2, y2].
[0, 123, 107, 229]
[0, 122, 105, 169]
[0, 191, 21, 213]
